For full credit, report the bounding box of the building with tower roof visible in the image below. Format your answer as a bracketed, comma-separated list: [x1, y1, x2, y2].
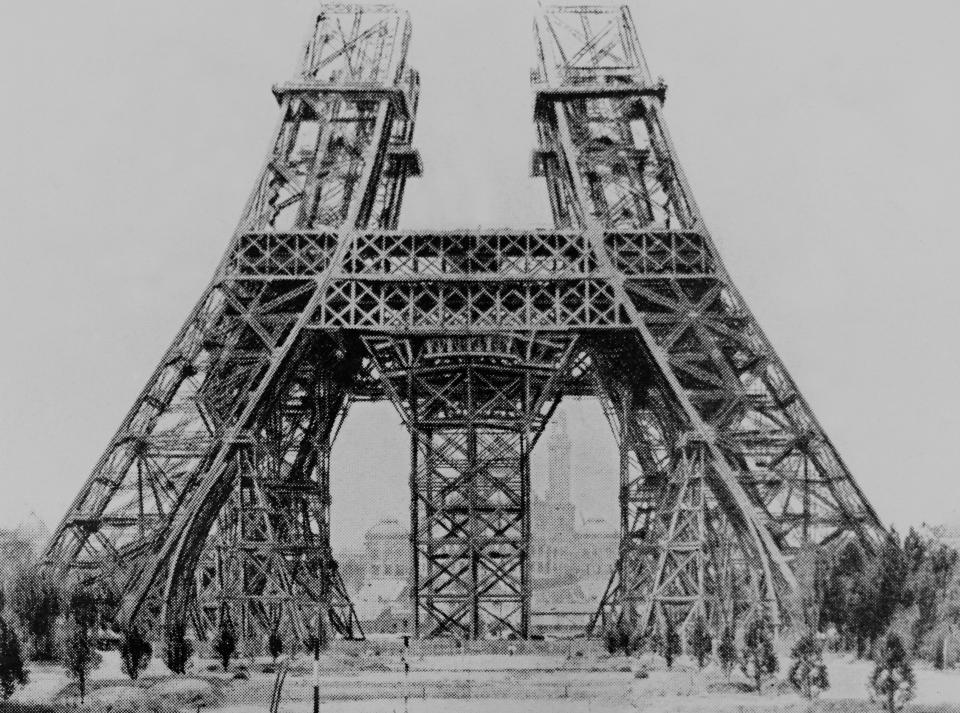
[531, 411, 619, 583]
[364, 518, 410, 580]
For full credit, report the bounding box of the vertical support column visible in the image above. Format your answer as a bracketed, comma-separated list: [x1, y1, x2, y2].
[408, 365, 421, 638]
[466, 364, 480, 639]
[409, 421, 531, 639]
[520, 432, 531, 637]
[405, 371, 532, 639]
[617, 386, 636, 627]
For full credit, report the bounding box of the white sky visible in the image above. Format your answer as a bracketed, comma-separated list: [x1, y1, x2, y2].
[0, 1, 958, 549]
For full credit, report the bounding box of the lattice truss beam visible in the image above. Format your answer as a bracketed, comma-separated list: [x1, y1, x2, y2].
[45, 3, 884, 645]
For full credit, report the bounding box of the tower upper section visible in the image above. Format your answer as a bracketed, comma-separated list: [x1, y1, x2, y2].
[533, 6, 656, 91]
[298, 5, 412, 85]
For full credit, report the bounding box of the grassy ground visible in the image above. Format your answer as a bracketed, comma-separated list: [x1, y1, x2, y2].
[6, 649, 960, 712]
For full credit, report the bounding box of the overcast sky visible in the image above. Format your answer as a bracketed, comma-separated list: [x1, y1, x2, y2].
[0, 1, 958, 549]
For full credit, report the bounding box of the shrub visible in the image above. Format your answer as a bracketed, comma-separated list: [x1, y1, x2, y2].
[119, 626, 153, 680]
[603, 617, 634, 655]
[212, 619, 236, 671]
[688, 614, 712, 669]
[869, 633, 915, 712]
[788, 632, 829, 698]
[663, 617, 681, 669]
[267, 630, 283, 663]
[163, 628, 192, 675]
[717, 624, 737, 678]
[741, 616, 778, 693]
[8, 566, 61, 661]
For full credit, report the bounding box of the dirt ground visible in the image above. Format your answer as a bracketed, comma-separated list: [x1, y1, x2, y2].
[8, 649, 960, 712]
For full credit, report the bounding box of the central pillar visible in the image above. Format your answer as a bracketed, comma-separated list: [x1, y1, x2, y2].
[364, 333, 576, 640]
[409, 367, 531, 639]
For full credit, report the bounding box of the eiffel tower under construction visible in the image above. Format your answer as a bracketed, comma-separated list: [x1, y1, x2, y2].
[45, 4, 885, 646]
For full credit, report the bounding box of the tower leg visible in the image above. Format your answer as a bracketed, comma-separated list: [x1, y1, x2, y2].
[409, 395, 531, 639]
[190, 340, 362, 648]
[365, 334, 575, 640]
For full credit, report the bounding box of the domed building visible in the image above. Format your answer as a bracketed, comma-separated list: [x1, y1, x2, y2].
[364, 518, 410, 580]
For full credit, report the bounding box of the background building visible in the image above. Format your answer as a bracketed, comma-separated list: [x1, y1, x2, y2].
[364, 518, 410, 580]
[342, 519, 412, 634]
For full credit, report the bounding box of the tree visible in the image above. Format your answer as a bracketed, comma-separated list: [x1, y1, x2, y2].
[874, 531, 909, 639]
[119, 626, 152, 680]
[61, 586, 101, 704]
[164, 626, 193, 674]
[213, 618, 237, 671]
[901, 534, 959, 660]
[94, 580, 122, 632]
[902, 527, 927, 582]
[0, 616, 28, 700]
[67, 587, 99, 634]
[793, 545, 831, 631]
[927, 541, 959, 591]
[267, 629, 284, 663]
[869, 634, 915, 713]
[788, 633, 829, 698]
[61, 621, 100, 703]
[907, 562, 939, 655]
[8, 565, 61, 660]
[717, 624, 737, 678]
[847, 575, 876, 657]
[303, 633, 321, 657]
[741, 616, 778, 693]
[821, 540, 871, 652]
[662, 617, 681, 669]
[835, 530, 910, 658]
[687, 614, 711, 669]
[929, 565, 960, 664]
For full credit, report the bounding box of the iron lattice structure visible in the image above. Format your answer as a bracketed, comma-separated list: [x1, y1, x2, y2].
[46, 4, 884, 645]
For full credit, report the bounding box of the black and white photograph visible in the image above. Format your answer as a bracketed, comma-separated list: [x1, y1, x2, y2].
[0, 2, 958, 711]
